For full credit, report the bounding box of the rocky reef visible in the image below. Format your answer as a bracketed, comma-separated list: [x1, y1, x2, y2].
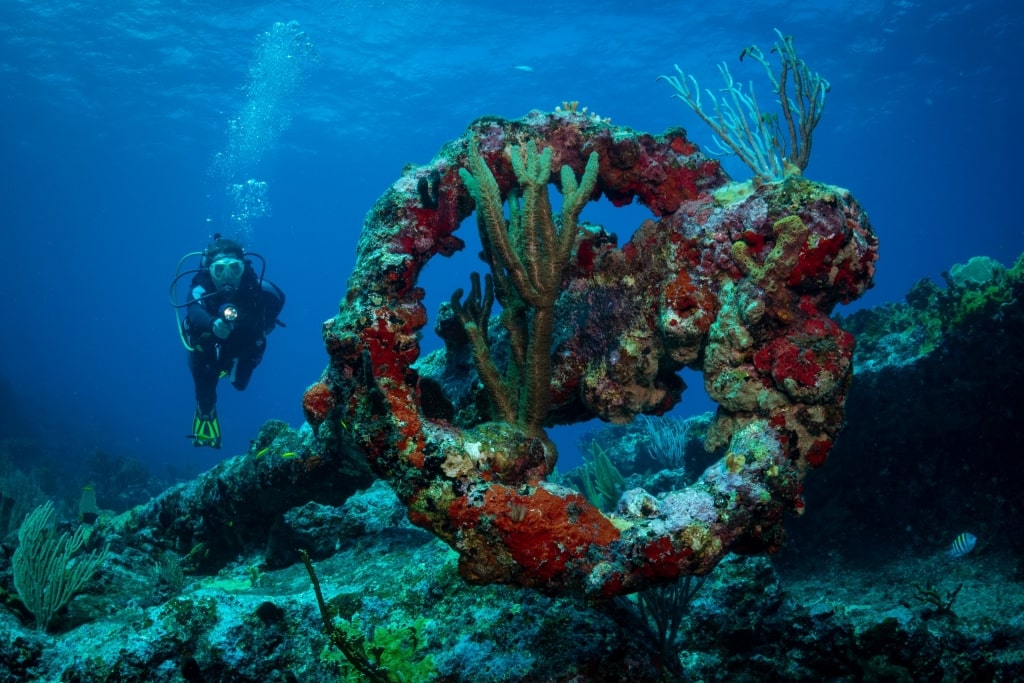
[7, 110, 1024, 680]
[782, 253, 1024, 565]
[2, 452, 1021, 681]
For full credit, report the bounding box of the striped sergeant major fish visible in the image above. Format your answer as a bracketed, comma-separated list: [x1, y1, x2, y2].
[947, 532, 977, 558]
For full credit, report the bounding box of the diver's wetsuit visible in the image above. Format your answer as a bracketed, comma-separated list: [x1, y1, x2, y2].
[185, 265, 284, 415]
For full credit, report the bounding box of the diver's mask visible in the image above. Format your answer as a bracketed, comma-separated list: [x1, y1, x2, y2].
[209, 257, 244, 291]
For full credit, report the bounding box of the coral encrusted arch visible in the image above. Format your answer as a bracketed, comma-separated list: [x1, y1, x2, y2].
[307, 111, 878, 597]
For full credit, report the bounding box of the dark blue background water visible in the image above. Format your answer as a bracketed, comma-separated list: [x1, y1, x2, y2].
[1, 1, 1020, 481]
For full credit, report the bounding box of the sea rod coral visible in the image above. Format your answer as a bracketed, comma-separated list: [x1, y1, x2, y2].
[308, 110, 877, 597]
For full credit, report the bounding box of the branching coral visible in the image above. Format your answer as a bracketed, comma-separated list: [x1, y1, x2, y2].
[453, 138, 598, 459]
[660, 29, 829, 181]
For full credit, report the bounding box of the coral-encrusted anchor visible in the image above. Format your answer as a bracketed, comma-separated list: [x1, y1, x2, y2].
[308, 111, 877, 597]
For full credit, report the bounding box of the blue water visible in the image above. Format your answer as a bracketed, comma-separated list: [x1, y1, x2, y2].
[1, 0, 1020, 478]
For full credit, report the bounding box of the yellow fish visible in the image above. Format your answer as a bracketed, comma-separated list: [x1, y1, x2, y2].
[280, 452, 298, 459]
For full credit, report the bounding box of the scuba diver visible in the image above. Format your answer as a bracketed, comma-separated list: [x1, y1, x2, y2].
[170, 234, 285, 448]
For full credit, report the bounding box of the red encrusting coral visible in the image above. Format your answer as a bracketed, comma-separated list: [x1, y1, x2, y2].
[804, 439, 833, 468]
[636, 536, 694, 581]
[301, 382, 336, 427]
[481, 487, 622, 583]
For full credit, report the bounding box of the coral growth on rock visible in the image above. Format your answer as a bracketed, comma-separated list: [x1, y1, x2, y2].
[312, 110, 878, 596]
[793, 252, 1024, 562]
[301, 381, 336, 427]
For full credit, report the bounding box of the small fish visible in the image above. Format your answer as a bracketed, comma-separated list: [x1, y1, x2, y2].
[947, 532, 977, 558]
[254, 447, 270, 458]
[513, 65, 534, 72]
[280, 451, 298, 459]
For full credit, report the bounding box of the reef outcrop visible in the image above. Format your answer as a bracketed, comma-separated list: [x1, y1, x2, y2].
[116, 420, 374, 571]
[310, 111, 878, 596]
[783, 253, 1024, 563]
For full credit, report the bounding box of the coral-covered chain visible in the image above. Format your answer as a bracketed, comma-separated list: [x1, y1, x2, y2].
[310, 112, 878, 597]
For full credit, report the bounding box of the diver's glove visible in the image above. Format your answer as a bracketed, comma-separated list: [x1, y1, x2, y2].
[212, 318, 231, 339]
